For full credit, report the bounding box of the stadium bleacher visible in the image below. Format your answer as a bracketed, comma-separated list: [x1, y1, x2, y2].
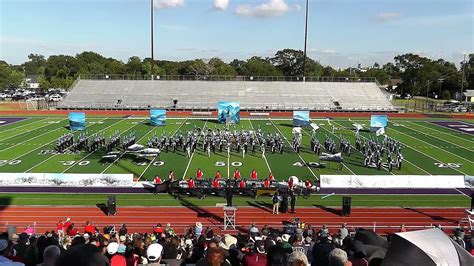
[59, 79, 395, 111]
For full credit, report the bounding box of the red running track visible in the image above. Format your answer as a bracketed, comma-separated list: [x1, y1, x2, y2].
[0, 206, 468, 235]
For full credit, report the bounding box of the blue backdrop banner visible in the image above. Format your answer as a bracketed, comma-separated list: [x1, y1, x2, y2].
[150, 109, 166, 126]
[69, 112, 86, 131]
[218, 102, 240, 124]
[293, 111, 310, 127]
[370, 115, 388, 130]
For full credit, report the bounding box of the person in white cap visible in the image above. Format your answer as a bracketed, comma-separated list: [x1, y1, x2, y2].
[195, 222, 203, 236]
[146, 243, 163, 265]
[107, 242, 126, 266]
[0, 238, 25, 266]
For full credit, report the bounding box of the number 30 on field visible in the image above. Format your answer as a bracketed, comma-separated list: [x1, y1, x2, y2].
[59, 161, 90, 166]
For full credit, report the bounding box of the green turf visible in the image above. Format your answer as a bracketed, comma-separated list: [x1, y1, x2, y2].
[1, 116, 473, 181]
[0, 193, 469, 207]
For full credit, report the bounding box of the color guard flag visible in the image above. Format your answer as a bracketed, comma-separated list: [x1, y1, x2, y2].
[376, 127, 386, 136]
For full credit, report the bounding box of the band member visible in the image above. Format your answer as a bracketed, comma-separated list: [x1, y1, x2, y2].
[153, 176, 163, 194]
[154, 176, 162, 184]
[168, 171, 175, 182]
[251, 169, 258, 180]
[268, 172, 275, 182]
[288, 176, 294, 190]
[212, 177, 219, 189]
[196, 168, 203, 180]
[225, 183, 233, 207]
[188, 177, 195, 188]
[215, 170, 222, 179]
[304, 179, 313, 198]
[239, 179, 246, 188]
[263, 178, 270, 188]
[233, 169, 241, 179]
[290, 190, 296, 214]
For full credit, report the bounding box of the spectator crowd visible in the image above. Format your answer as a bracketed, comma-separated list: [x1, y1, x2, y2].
[0, 218, 472, 266]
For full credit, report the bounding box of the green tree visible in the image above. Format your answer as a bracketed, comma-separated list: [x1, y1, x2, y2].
[0, 61, 25, 89]
[125, 56, 146, 77]
[208, 58, 236, 76]
[241, 56, 282, 76]
[22, 54, 46, 75]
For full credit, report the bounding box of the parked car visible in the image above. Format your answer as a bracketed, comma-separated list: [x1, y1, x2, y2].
[49, 94, 62, 102]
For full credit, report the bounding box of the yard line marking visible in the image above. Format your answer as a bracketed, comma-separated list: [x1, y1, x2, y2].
[269, 118, 318, 179]
[415, 121, 474, 144]
[389, 127, 474, 164]
[63, 119, 147, 173]
[311, 121, 361, 176]
[454, 188, 471, 199]
[328, 120, 428, 175]
[182, 119, 208, 179]
[137, 118, 188, 180]
[403, 121, 474, 154]
[0, 119, 68, 152]
[0, 117, 47, 134]
[248, 119, 272, 173]
[22, 118, 116, 173]
[0, 118, 60, 142]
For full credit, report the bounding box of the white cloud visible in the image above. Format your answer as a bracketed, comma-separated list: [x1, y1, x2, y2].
[375, 12, 401, 22]
[235, 0, 290, 17]
[154, 0, 184, 10]
[213, 0, 229, 10]
[310, 48, 337, 55]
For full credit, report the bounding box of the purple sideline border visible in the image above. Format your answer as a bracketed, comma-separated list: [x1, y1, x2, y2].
[0, 117, 27, 126]
[0, 186, 470, 195]
[431, 121, 474, 135]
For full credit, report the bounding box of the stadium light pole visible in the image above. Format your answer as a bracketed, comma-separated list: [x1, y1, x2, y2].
[460, 54, 466, 102]
[150, 0, 155, 80]
[302, 0, 309, 81]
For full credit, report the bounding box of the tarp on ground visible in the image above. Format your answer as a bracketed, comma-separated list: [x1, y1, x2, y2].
[320, 175, 466, 189]
[382, 228, 474, 266]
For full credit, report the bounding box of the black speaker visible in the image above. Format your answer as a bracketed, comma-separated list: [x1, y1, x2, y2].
[107, 195, 116, 216]
[342, 196, 351, 216]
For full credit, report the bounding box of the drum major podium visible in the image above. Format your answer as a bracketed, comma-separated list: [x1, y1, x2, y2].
[223, 206, 237, 230]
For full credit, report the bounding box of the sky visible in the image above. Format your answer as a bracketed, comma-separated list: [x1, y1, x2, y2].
[0, 0, 473, 68]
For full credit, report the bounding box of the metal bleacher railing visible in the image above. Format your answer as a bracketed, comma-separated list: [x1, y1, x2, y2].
[1, 221, 465, 236]
[79, 74, 377, 83]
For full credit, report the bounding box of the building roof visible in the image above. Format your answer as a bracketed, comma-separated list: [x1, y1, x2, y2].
[463, 90, 474, 97]
[26, 75, 40, 83]
[388, 78, 402, 86]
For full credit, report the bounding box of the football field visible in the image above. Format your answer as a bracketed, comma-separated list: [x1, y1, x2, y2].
[0, 115, 472, 182]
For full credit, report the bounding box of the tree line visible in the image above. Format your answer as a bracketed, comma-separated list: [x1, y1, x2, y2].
[1, 50, 472, 100]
